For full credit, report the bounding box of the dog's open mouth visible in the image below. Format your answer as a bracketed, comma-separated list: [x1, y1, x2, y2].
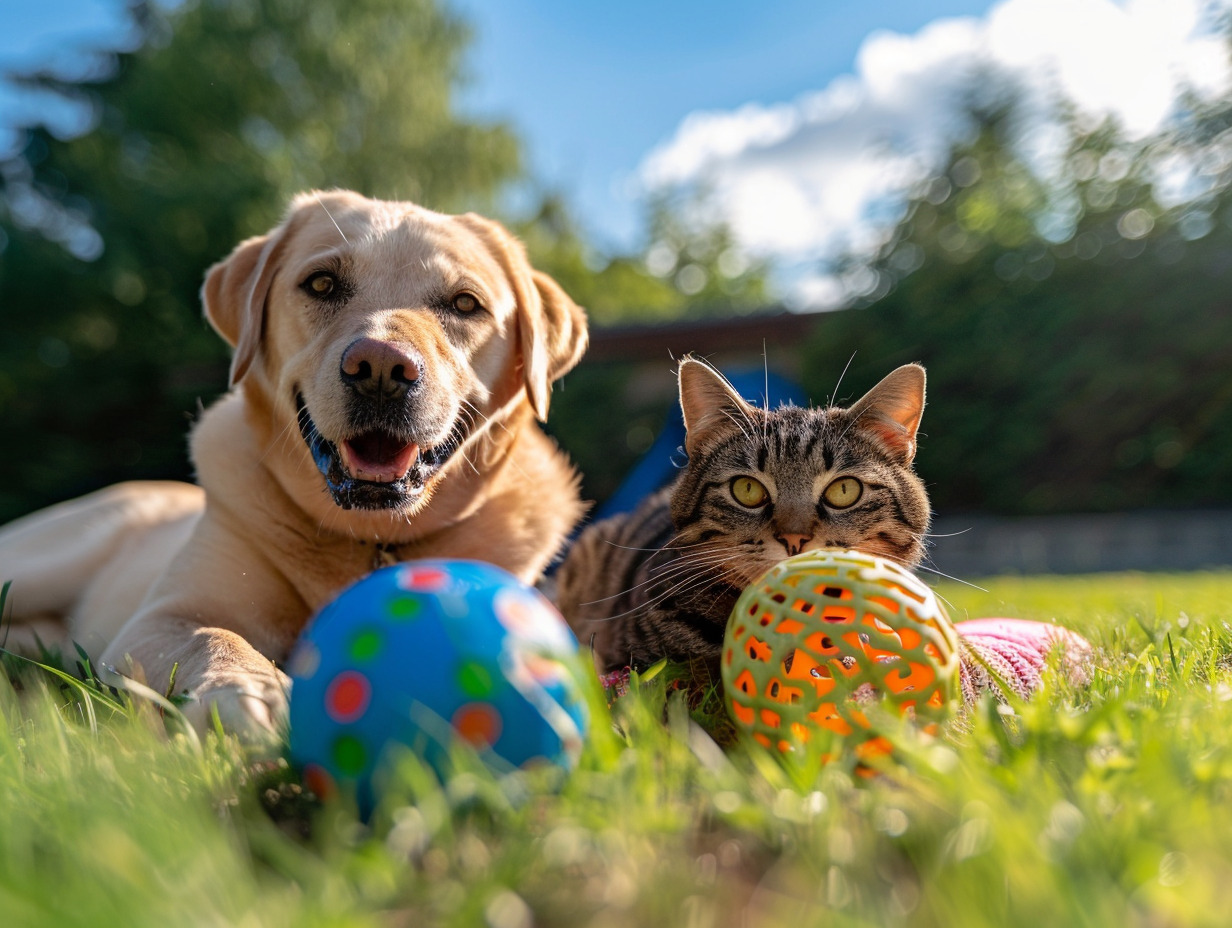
[295, 394, 464, 510]
[338, 431, 420, 484]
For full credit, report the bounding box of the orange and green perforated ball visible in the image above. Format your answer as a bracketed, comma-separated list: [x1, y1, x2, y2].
[722, 548, 959, 766]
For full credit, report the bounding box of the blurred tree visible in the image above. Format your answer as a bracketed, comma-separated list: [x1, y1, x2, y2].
[0, 0, 520, 521]
[803, 104, 1232, 517]
[518, 191, 771, 326]
[634, 190, 773, 318]
[516, 195, 683, 325]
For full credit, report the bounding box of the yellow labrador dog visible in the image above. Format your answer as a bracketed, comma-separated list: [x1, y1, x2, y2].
[0, 190, 588, 744]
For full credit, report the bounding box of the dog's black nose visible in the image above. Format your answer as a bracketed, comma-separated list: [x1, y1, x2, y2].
[340, 338, 424, 401]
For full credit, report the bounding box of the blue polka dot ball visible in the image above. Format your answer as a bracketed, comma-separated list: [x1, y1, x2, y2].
[286, 559, 588, 807]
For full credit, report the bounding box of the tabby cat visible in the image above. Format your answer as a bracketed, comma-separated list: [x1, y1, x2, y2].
[555, 356, 931, 674]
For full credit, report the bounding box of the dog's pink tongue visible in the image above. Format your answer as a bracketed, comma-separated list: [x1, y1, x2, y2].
[340, 432, 419, 483]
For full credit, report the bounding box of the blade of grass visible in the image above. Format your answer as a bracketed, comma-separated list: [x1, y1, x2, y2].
[0, 580, 11, 650]
[0, 646, 124, 731]
[98, 666, 201, 752]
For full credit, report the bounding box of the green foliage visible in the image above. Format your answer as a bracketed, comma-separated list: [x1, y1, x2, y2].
[519, 192, 772, 326]
[5, 572, 1232, 925]
[0, 0, 519, 522]
[515, 196, 684, 325]
[635, 190, 773, 319]
[803, 107, 1232, 515]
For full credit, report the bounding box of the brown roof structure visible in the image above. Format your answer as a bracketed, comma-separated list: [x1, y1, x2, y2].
[584, 309, 823, 363]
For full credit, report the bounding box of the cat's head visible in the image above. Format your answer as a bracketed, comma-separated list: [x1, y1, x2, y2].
[668, 357, 930, 588]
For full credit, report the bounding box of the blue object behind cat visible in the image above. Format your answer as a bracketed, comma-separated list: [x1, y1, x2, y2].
[596, 367, 807, 520]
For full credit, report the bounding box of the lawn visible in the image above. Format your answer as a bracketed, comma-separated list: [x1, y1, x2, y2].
[4, 571, 1232, 927]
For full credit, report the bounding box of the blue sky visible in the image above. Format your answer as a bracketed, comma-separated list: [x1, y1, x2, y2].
[3, 0, 1228, 305]
[2, 0, 998, 247]
[447, 0, 1000, 246]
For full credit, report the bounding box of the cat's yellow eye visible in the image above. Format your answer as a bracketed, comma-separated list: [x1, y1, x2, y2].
[823, 477, 863, 509]
[731, 476, 769, 508]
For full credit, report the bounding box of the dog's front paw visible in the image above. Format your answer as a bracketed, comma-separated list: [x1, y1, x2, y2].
[180, 668, 291, 754]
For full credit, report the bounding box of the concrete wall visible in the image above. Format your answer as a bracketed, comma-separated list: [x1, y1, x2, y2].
[927, 510, 1232, 578]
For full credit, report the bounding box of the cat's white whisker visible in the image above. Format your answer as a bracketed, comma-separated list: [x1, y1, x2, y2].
[575, 548, 728, 608]
[762, 344, 770, 445]
[922, 527, 975, 539]
[578, 546, 734, 613]
[598, 535, 713, 555]
[643, 556, 740, 604]
[718, 407, 756, 443]
[913, 562, 988, 593]
[829, 351, 857, 409]
[931, 589, 962, 615]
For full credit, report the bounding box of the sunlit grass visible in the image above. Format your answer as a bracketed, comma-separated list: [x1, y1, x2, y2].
[4, 571, 1232, 926]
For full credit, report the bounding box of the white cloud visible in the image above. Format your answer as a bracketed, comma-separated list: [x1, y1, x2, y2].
[637, 0, 1232, 308]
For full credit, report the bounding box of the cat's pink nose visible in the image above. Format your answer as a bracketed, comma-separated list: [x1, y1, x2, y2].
[776, 533, 811, 556]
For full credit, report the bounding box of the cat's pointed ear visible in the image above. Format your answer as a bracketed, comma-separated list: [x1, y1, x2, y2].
[847, 364, 926, 463]
[679, 356, 756, 456]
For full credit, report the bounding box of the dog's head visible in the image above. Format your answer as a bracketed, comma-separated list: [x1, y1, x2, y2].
[201, 190, 587, 513]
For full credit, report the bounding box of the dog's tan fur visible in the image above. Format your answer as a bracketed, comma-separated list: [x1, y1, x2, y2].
[0, 190, 588, 742]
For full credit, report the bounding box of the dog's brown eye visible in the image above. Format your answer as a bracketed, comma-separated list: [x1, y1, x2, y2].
[304, 272, 337, 298]
[452, 292, 479, 313]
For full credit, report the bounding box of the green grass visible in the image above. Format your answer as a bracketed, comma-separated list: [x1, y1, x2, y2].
[5, 571, 1232, 927]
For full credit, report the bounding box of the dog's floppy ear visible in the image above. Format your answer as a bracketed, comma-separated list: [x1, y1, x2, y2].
[201, 197, 315, 384]
[201, 231, 279, 385]
[458, 213, 589, 420]
[521, 269, 588, 419]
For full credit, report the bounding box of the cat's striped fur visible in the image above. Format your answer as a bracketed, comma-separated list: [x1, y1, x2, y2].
[556, 357, 931, 674]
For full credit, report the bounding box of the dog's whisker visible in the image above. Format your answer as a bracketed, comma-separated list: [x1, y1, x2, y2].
[257, 418, 303, 468]
[314, 193, 349, 245]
